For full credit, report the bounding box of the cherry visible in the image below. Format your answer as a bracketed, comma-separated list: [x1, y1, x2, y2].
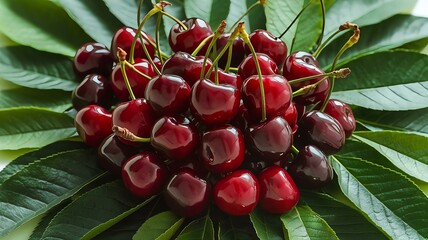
[74, 105, 112, 148]
[240, 151, 268, 176]
[246, 116, 293, 163]
[288, 145, 333, 189]
[282, 101, 298, 132]
[213, 170, 259, 216]
[230, 101, 251, 132]
[163, 168, 211, 218]
[151, 116, 199, 161]
[295, 110, 345, 155]
[111, 27, 155, 61]
[241, 74, 292, 121]
[190, 78, 240, 126]
[208, 68, 243, 90]
[72, 74, 113, 110]
[169, 18, 213, 55]
[258, 165, 299, 214]
[121, 152, 168, 198]
[144, 74, 191, 115]
[246, 30, 287, 68]
[73, 42, 114, 79]
[324, 99, 356, 138]
[200, 125, 245, 174]
[216, 33, 246, 68]
[238, 53, 278, 80]
[168, 158, 208, 179]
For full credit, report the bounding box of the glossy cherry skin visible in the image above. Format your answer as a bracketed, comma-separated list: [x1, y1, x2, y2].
[237, 53, 279, 80]
[72, 74, 113, 110]
[151, 116, 199, 161]
[247, 30, 287, 68]
[112, 98, 156, 145]
[216, 33, 246, 68]
[324, 99, 356, 138]
[295, 110, 345, 155]
[190, 78, 240, 126]
[246, 116, 293, 163]
[144, 74, 191, 115]
[200, 125, 245, 174]
[169, 18, 213, 55]
[208, 69, 243, 90]
[163, 168, 211, 218]
[241, 74, 292, 121]
[258, 166, 299, 214]
[111, 27, 155, 61]
[122, 152, 168, 198]
[162, 51, 213, 87]
[288, 145, 333, 189]
[74, 105, 112, 148]
[111, 58, 156, 102]
[73, 42, 114, 79]
[213, 170, 259, 216]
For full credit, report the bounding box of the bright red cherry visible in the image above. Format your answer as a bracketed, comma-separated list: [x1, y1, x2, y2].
[216, 33, 246, 68]
[163, 168, 211, 218]
[208, 69, 243, 90]
[213, 170, 259, 216]
[169, 18, 213, 55]
[247, 29, 288, 68]
[200, 125, 245, 174]
[324, 99, 356, 138]
[111, 27, 155, 61]
[72, 74, 113, 110]
[258, 166, 299, 214]
[190, 78, 240, 126]
[122, 152, 168, 198]
[288, 145, 333, 188]
[282, 102, 298, 133]
[238, 53, 278, 80]
[74, 105, 112, 148]
[73, 42, 113, 79]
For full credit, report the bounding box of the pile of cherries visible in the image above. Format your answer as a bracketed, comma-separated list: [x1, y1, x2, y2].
[72, 2, 356, 218]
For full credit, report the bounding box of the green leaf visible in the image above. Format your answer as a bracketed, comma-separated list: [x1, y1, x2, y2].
[57, 0, 123, 47]
[0, 148, 104, 237]
[249, 207, 283, 240]
[353, 131, 428, 183]
[0, 0, 91, 57]
[28, 205, 65, 240]
[280, 204, 339, 240]
[246, 0, 266, 31]
[302, 192, 388, 240]
[40, 180, 154, 240]
[291, 0, 323, 52]
[176, 213, 214, 240]
[184, 0, 230, 28]
[331, 155, 428, 239]
[218, 214, 258, 240]
[331, 51, 428, 111]
[0, 46, 78, 91]
[226, 0, 252, 31]
[0, 88, 70, 112]
[0, 108, 76, 150]
[132, 211, 184, 240]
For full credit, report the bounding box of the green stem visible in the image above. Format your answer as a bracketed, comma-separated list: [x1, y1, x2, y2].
[162, 11, 188, 30]
[191, 34, 214, 56]
[291, 145, 300, 155]
[314, 0, 326, 49]
[279, 0, 314, 39]
[139, 35, 161, 75]
[292, 76, 328, 98]
[200, 35, 218, 79]
[312, 29, 340, 58]
[228, 67, 238, 72]
[227, 1, 260, 32]
[137, 0, 143, 26]
[124, 61, 153, 80]
[288, 68, 350, 84]
[224, 43, 233, 72]
[120, 61, 136, 100]
[112, 125, 150, 143]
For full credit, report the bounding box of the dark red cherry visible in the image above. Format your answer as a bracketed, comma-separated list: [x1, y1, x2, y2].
[151, 116, 199, 161]
[200, 125, 245, 174]
[246, 116, 293, 163]
[190, 78, 240, 126]
[144, 74, 191, 115]
[163, 168, 211, 218]
[258, 165, 299, 214]
[247, 29, 287, 68]
[238, 53, 278, 80]
[241, 74, 292, 121]
[240, 151, 268, 176]
[73, 42, 113, 79]
[230, 101, 251, 132]
[288, 145, 333, 188]
[122, 152, 168, 198]
[111, 27, 155, 61]
[72, 74, 113, 110]
[213, 170, 259, 216]
[296, 111, 345, 155]
[111, 58, 156, 102]
[282, 101, 298, 133]
[208, 69, 243, 90]
[216, 33, 246, 68]
[74, 105, 112, 148]
[169, 18, 213, 55]
[324, 99, 356, 138]
[168, 158, 209, 179]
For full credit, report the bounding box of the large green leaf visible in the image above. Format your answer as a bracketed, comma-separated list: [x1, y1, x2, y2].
[291, 0, 323, 52]
[58, 0, 123, 47]
[249, 207, 283, 240]
[176, 213, 214, 240]
[184, 0, 230, 28]
[0, 148, 104, 237]
[0, 108, 76, 150]
[0, 88, 70, 112]
[331, 156, 428, 239]
[331, 51, 428, 111]
[246, 0, 266, 31]
[0, 46, 78, 91]
[280, 204, 339, 240]
[225, 0, 251, 31]
[0, 0, 91, 57]
[132, 211, 184, 240]
[354, 131, 428, 183]
[302, 192, 388, 240]
[28, 205, 66, 240]
[218, 214, 257, 240]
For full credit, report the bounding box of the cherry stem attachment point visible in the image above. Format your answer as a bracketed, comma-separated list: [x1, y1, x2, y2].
[112, 125, 151, 143]
[200, 20, 227, 79]
[288, 68, 351, 84]
[117, 48, 136, 100]
[279, 0, 314, 39]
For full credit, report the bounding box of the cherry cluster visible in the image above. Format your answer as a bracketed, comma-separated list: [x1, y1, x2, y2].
[72, 2, 356, 218]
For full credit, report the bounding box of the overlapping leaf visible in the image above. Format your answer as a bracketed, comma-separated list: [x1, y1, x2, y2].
[249, 207, 283, 240]
[218, 214, 258, 240]
[0, 88, 70, 112]
[184, 0, 230, 29]
[132, 211, 184, 240]
[176, 213, 214, 240]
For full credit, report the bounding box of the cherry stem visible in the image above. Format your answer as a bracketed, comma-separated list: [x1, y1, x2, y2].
[155, 13, 163, 64]
[291, 145, 300, 155]
[147, 38, 169, 59]
[200, 20, 227, 79]
[213, 44, 219, 84]
[279, 0, 314, 39]
[224, 41, 234, 72]
[312, 29, 340, 58]
[314, 0, 326, 49]
[117, 48, 136, 100]
[123, 60, 153, 80]
[138, 34, 161, 75]
[191, 34, 214, 56]
[292, 76, 328, 98]
[112, 125, 151, 143]
[137, 0, 143, 27]
[161, 11, 188, 30]
[227, 1, 261, 32]
[228, 67, 238, 72]
[288, 68, 351, 84]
